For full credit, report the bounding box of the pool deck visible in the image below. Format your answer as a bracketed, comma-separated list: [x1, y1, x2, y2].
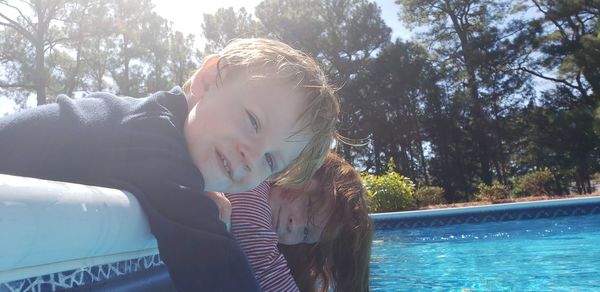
[370, 196, 600, 221]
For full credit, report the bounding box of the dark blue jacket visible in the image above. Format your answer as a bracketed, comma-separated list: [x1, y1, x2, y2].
[0, 87, 259, 292]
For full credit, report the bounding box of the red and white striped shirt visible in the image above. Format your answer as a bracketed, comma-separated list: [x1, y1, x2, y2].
[226, 182, 300, 292]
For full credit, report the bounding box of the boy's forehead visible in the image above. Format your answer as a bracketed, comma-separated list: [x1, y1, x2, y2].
[242, 81, 310, 128]
[238, 78, 304, 98]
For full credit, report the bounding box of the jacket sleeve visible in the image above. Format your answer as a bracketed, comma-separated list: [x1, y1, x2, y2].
[0, 96, 85, 178]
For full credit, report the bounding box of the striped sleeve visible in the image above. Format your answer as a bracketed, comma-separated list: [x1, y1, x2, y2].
[226, 182, 300, 292]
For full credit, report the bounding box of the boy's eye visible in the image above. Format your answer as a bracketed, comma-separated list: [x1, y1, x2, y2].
[246, 110, 259, 132]
[265, 153, 275, 172]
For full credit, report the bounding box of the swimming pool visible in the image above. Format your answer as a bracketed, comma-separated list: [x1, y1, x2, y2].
[369, 197, 600, 291]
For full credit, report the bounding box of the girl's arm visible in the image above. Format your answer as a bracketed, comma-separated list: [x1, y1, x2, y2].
[226, 182, 300, 292]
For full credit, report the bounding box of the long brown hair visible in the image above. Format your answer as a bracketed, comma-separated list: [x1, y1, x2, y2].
[278, 152, 373, 291]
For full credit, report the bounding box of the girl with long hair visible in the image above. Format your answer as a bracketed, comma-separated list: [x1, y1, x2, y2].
[208, 152, 373, 291]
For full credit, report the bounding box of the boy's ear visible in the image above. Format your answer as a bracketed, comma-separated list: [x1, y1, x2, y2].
[190, 54, 225, 100]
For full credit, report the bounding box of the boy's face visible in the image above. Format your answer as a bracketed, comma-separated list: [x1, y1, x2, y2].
[184, 79, 310, 193]
[268, 179, 328, 245]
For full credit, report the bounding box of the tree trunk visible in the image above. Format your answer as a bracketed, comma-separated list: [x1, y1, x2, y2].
[66, 32, 84, 96]
[417, 140, 430, 185]
[34, 1, 48, 105]
[34, 43, 46, 105]
[447, 5, 493, 184]
[373, 133, 382, 174]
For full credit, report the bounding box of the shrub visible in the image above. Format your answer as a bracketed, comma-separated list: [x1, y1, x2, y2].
[513, 169, 554, 197]
[362, 159, 416, 213]
[477, 181, 511, 202]
[414, 186, 447, 207]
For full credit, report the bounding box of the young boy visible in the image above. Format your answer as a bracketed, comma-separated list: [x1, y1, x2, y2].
[0, 38, 339, 291]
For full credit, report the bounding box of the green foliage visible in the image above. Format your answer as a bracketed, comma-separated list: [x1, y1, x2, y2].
[202, 7, 264, 54]
[414, 186, 447, 207]
[513, 169, 555, 197]
[0, 0, 200, 104]
[255, 0, 391, 89]
[530, 0, 600, 99]
[353, 40, 436, 178]
[362, 159, 416, 213]
[397, 0, 534, 195]
[476, 181, 511, 202]
[513, 0, 600, 194]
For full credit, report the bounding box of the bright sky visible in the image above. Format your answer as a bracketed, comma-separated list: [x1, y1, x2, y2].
[0, 97, 14, 116]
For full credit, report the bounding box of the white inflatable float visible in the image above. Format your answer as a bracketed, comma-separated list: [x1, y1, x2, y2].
[0, 174, 159, 285]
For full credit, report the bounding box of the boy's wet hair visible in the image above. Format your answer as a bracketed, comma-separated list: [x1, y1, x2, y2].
[184, 38, 339, 187]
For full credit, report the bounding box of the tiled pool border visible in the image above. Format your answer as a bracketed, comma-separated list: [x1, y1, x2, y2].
[0, 255, 163, 292]
[3, 196, 599, 291]
[370, 196, 600, 230]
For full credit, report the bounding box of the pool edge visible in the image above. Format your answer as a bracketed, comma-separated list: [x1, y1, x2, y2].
[369, 196, 600, 221]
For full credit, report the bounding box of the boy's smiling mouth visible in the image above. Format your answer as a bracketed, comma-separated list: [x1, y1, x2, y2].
[216, 149, 232, 179]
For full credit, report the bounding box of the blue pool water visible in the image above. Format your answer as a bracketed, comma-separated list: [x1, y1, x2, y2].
[370, 213, 600, 291]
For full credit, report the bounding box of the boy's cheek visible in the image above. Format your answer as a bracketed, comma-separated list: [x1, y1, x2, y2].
[230, 174, 268, 193]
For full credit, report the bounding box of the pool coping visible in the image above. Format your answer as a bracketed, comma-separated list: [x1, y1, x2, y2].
[369, 196, 600, 221]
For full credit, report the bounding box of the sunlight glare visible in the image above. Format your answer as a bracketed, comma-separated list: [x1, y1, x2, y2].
[152, 0, 263, 36]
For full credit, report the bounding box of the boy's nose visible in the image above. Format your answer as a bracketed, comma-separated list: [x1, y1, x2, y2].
[236, 143, 262, 177]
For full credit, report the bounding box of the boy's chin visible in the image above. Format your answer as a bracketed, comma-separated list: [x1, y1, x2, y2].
[202, 178, 226, 193]
[204, 180, 240, 193]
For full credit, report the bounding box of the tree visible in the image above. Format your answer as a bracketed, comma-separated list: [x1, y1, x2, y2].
[256, 0, 390, 82]
[0, 0, 69, 105]
[202, 7, 263, 54]
[52, 0, 116, 96]
[80, 22, 114, 92]
[353, 41, 432, 181]
[398, 0, 533, 188]
[107, 0, 155, 96]
[510, 98, 600, 194]
[513, 0, 600, 193]
[168, 31, 199, 86]
[520, 0, 600, 104]
[140, 12, 171, 93]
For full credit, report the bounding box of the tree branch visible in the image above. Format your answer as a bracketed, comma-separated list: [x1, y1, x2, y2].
[1, 1, 34, 29]
[575, 69, 590, 99]
[44, 37, 70, 52]
[519, 67, 580, 90]
[531, 0, 569, 40]
[0, 11, 34, 41]
[14, 0, 34, 10]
